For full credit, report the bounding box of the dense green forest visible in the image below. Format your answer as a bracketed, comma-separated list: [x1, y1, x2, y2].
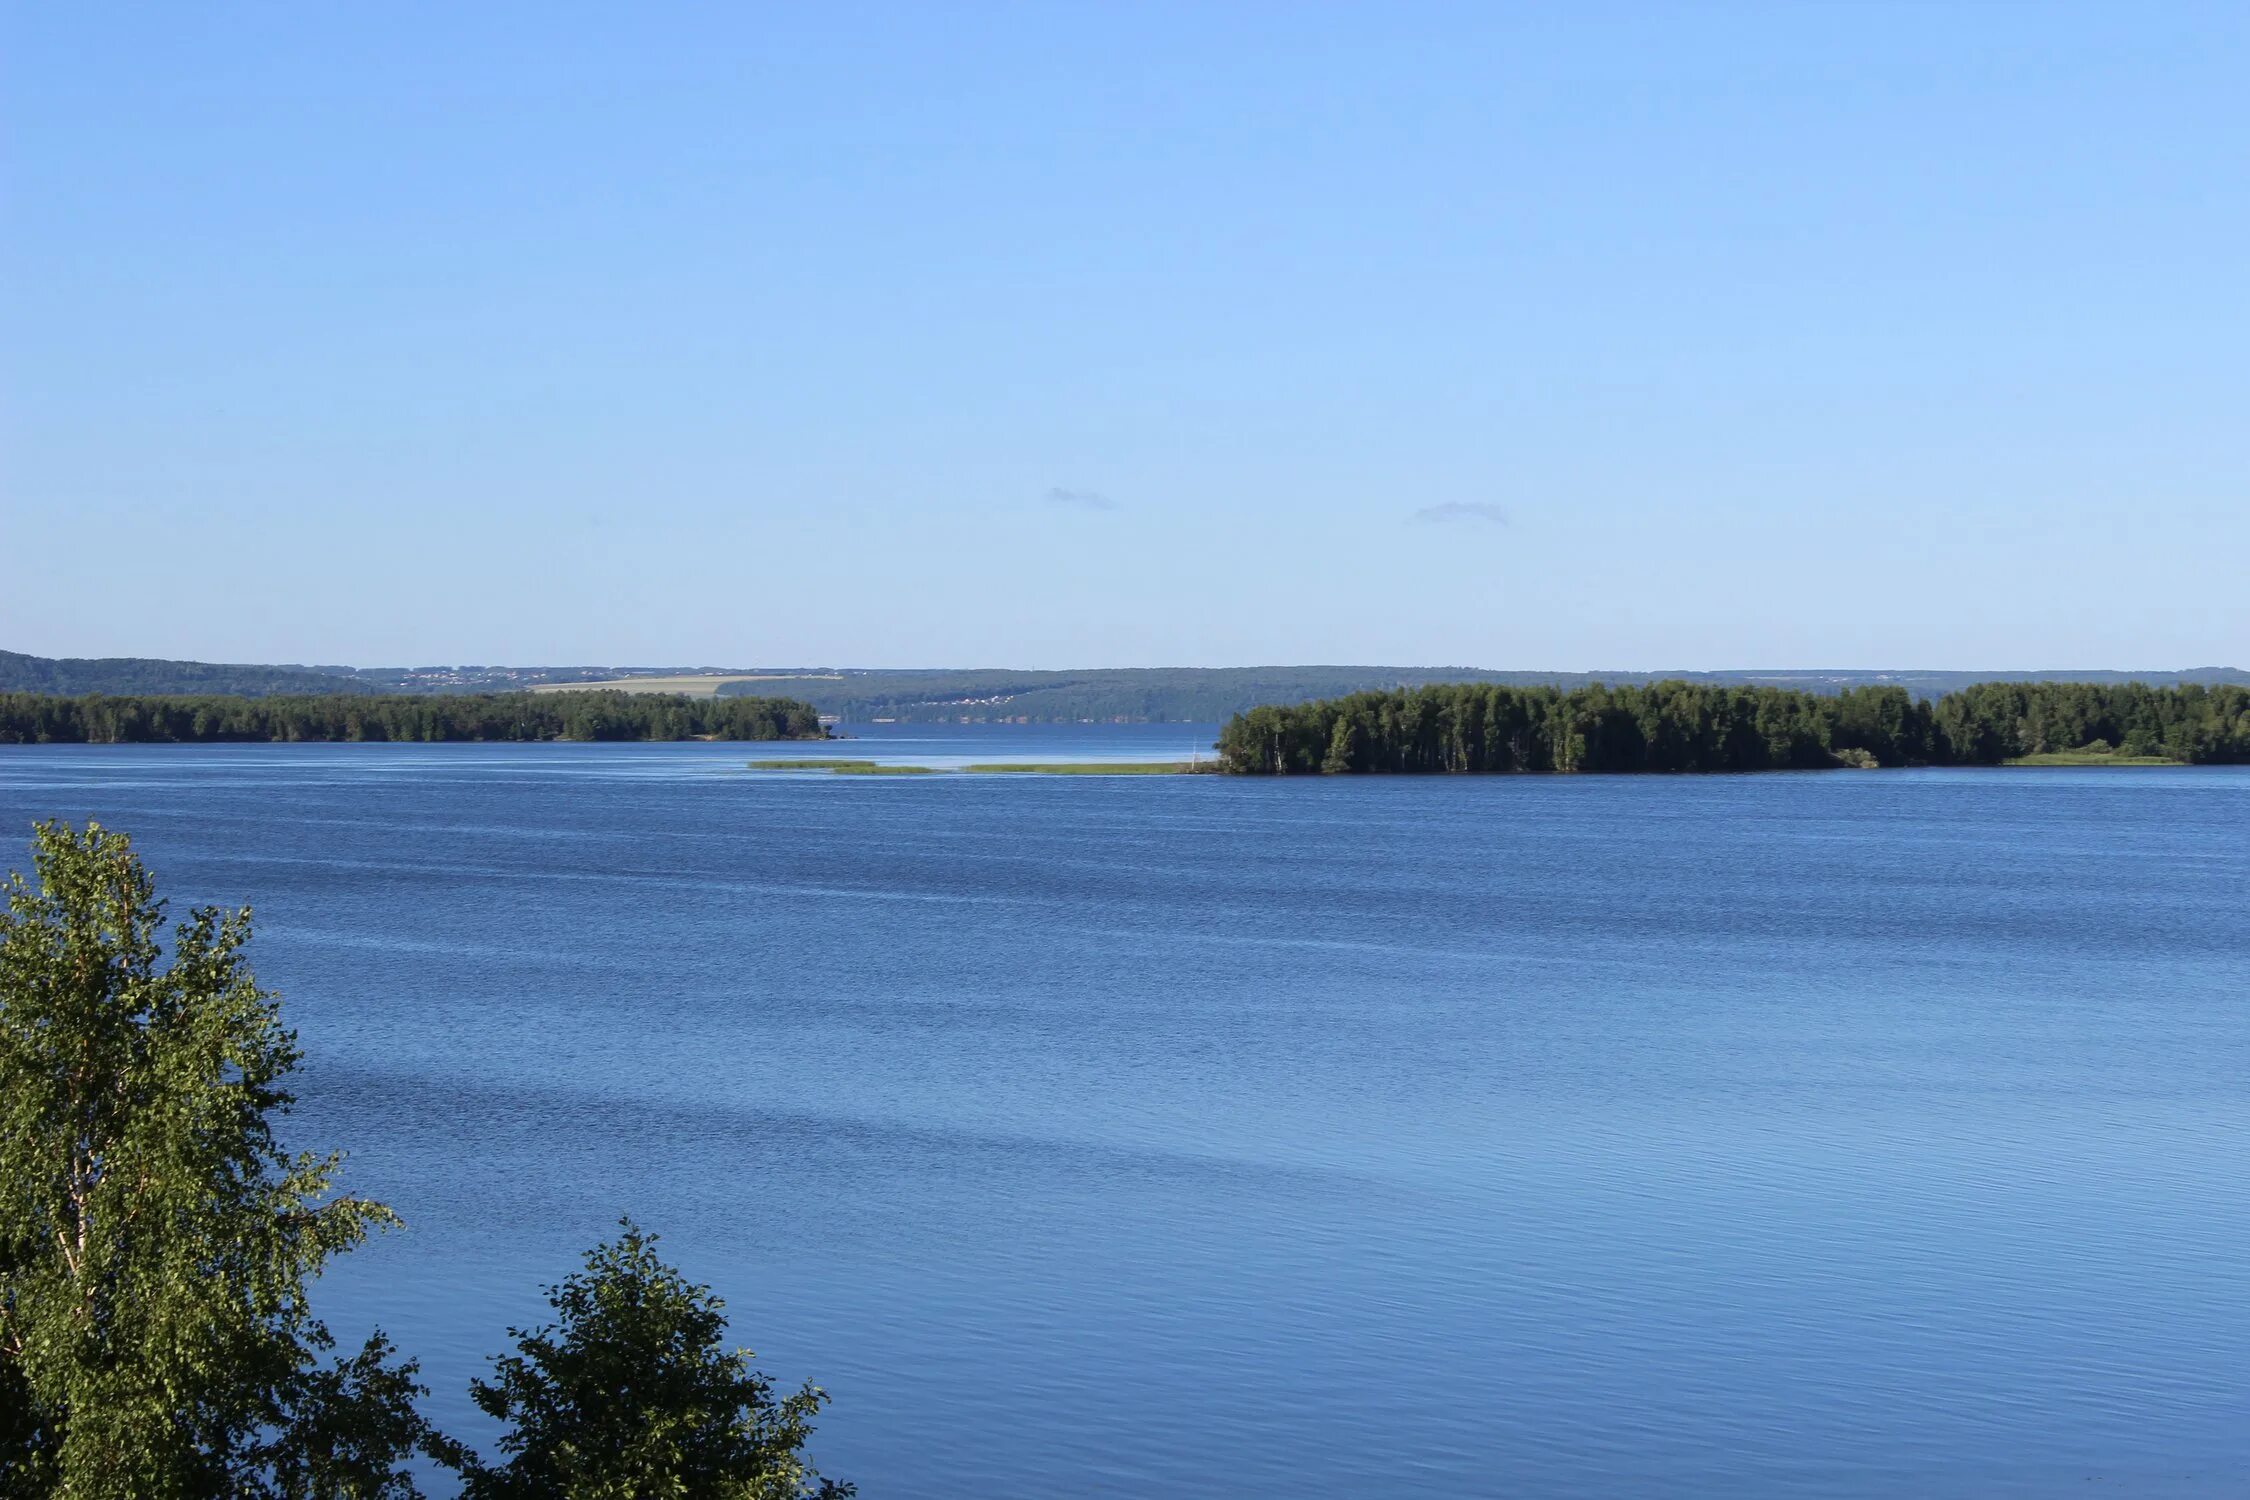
[1216, 681, 2250, 774]
[0, 691, 826, 744]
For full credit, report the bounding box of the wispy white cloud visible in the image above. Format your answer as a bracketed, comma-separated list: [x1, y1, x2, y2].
[1409, 501, 1509, 526]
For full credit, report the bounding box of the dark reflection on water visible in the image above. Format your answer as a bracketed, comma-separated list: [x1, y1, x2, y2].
[2, 733, 2246, 1497]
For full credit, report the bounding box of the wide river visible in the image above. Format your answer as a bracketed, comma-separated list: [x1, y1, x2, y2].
[2, 727, 2246, 1497]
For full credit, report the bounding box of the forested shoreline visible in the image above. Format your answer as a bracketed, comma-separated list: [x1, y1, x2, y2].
[9, 681, 2248, 769]
[1216, 681, 2250, 774]
[0, 691, 827, 744]
[8, 648, 2249, 724]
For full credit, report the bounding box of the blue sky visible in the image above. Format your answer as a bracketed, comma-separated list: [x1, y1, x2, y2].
[3, 3, 2243, 669]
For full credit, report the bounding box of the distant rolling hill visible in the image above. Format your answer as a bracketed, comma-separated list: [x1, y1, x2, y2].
[0, 653, 708, 698]
[4, 650, 2244, 722]
[0, 649, 373, 698]
[723, 665, 2250, 724]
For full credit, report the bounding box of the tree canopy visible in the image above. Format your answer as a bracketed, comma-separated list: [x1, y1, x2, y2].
[0, 821, 433, 1497]
[0, 823, 848, 1498]
[463, 1223, 850, 1500]
[1215, 680, 2250, 774]
[0, 692, 826, 745]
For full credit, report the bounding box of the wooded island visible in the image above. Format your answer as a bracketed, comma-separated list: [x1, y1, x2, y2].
[1215, 681, 2250, 774]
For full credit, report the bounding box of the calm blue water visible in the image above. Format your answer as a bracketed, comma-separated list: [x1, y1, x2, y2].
[2, 730, 2246, 1497]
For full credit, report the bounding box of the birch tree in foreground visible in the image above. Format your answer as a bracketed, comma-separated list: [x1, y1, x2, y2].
[0, 820, 438, 1498]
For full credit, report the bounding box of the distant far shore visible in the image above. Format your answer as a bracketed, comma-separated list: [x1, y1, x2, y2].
[7, 679, 2248, 773]
[5, 649, 2246, 728]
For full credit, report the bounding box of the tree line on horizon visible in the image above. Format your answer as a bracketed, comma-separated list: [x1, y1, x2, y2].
[1214, 680, 2250, 774]
[0, 821, 851, 1497]
[0, 691, 827, 745]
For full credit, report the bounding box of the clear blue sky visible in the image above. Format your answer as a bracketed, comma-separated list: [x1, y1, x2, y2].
[3, 3, 2243, 670]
